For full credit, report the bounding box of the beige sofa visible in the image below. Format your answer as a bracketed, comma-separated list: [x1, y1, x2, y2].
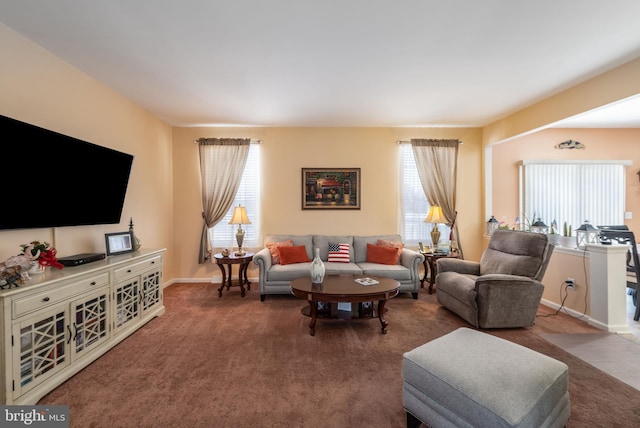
[253, 234, 424, 301]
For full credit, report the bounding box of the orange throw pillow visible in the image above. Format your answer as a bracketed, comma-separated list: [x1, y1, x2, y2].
[278, 245, 311, 265]
[266, 240, 293, 264]
[366, 243, 399, 265]
[377, 239, 404, 261]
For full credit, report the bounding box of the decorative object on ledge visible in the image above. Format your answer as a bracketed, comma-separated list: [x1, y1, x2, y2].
[302, 168, 360, 210]
[229, 205, 251, 256]
[129, 217, 142, 250]
[555, 139, 585, 150]
[531, 218, 549, 234]
[105, 231, 135, 256]
[19, 241, 64, 270]
[0, 255, 32, 289]
[486, 215, 499, 236]
[576, 221, 599, 249]
[425, 206, 447, 249]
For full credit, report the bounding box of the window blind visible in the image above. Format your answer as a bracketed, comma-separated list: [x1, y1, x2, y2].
[519, 160, 628, 232]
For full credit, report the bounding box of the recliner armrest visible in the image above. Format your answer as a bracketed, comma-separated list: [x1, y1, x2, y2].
[437, 258, 480, 275]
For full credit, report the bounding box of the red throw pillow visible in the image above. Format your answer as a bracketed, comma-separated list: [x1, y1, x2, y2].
[377, 239, 404, 261]
[366, 243, 399, 265]
[278, 245, 311, 265]
[266, 240, 293, 264]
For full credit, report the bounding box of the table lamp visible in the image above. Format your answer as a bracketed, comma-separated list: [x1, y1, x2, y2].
[425, 206, 447, 250]
[229, 205, 251, 256]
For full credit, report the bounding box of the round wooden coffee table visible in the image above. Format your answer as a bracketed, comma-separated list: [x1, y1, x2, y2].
[290, 274, 400, 336]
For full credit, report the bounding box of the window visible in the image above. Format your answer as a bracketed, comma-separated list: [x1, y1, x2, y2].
[400, 144, 449, 246]
[519, 160, 629, 232]
[209, 144, 261, 248]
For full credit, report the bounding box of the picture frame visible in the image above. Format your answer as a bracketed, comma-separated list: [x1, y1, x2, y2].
[302, 168, 361, 210]
[104, 231, 135, 256]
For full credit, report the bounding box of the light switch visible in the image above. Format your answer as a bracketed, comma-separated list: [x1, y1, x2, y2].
[624, 212, 632, 219]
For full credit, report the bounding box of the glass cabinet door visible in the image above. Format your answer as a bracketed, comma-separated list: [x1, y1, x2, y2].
[113, 278, 140, 335]
[70, 288, 110, 360]
[140, 269, 162, 314]
[13, 307, 69, 398]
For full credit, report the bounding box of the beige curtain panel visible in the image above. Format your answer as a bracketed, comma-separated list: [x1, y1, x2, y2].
[411, 138, 463, 258]
[197, 138, 250, 264]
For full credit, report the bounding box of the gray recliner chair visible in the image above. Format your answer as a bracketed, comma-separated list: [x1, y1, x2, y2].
[435, 229, 555, 328]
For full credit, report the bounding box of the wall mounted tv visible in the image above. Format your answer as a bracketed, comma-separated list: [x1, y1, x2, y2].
[0, 114, 134, 230]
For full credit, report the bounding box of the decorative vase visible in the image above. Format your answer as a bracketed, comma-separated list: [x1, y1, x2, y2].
[310, 248, 325, 284]
[28, 261, 45, 275]
[129, 217, 142, 251]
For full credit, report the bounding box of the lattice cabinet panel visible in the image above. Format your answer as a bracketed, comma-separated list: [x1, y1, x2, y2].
[12, 307, 69, 398]
[70, 288, 110, 360]
[113, 278, 140, 334]
[141, 269, 162, 314]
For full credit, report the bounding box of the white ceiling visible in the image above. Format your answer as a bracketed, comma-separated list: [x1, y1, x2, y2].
[1, 1, 640, 128]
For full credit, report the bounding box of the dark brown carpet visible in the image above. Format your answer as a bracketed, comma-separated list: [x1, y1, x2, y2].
[39, 283, 640, 427]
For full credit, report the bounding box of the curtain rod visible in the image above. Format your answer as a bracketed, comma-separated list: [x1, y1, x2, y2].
[193, 139, 262, 144]
[396, 140, 463, 144]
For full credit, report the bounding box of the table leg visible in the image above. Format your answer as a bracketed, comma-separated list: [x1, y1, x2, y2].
[237, 263, 246, 297]
[241, 262, 251, 291]
[428, 259, 437, 294]
[309, 302, 317, 336]
[420, 259, 428, 288]
[216, 264, 228, 297]
[377, 299, 389, 334]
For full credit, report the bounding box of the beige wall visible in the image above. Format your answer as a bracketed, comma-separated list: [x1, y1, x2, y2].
[0, 24, 175, 281]
[483, 57, 640, 146]
[172, 127, 485, 281]
[491, 127, 640, 233]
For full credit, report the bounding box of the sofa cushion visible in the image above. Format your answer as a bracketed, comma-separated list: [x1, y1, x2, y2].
[313, 235, 353, 261]
[266, 239, 293, 265]
[265, 235, 314, 260]
[366, 243, 399, 265]
[328, 242, 350, 263]
[267, 263, 313, 282]
[359, 262, 412, 281]
[480, 230, 550, 279]
[279, 246, 311, 265]
[324, 262, 363, 275]
[377, 239, 404, 262]
[353, 235, 403, 263]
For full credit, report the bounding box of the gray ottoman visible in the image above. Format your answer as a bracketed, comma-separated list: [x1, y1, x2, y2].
[402, 328, 570, 428]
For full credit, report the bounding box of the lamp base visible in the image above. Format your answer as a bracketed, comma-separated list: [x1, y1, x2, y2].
[430, 227, 441, 250]
[234, 250, 246, 257]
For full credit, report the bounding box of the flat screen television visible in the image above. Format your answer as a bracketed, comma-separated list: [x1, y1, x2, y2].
[0, 114, 134, 230]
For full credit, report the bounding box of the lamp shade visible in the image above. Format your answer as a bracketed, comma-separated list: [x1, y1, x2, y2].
[424, 206, 447, 224]
[229, 206, 251, 225]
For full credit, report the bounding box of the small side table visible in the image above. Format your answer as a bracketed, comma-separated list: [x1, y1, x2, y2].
[420, 251, 460, 294]
[214, 252, 254, 297]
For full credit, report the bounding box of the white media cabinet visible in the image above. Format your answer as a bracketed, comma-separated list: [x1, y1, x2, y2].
[0, 248, 165, 404]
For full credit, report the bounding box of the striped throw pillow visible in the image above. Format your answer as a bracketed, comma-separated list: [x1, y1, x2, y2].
[328, 242, 350, 263]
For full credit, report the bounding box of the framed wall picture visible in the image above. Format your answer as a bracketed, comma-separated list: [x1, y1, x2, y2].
[105, 231, 135, 256]
[302, 168, 361, 210]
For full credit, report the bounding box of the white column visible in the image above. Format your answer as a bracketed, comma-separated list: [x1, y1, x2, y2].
[586, 244, 630, 333]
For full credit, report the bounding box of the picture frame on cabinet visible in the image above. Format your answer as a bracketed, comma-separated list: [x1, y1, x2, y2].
[302, 167, 361, 210]
[105, 231, 135, 256]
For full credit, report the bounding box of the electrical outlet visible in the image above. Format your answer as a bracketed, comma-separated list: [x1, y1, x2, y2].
[565, 278, 575, 289]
